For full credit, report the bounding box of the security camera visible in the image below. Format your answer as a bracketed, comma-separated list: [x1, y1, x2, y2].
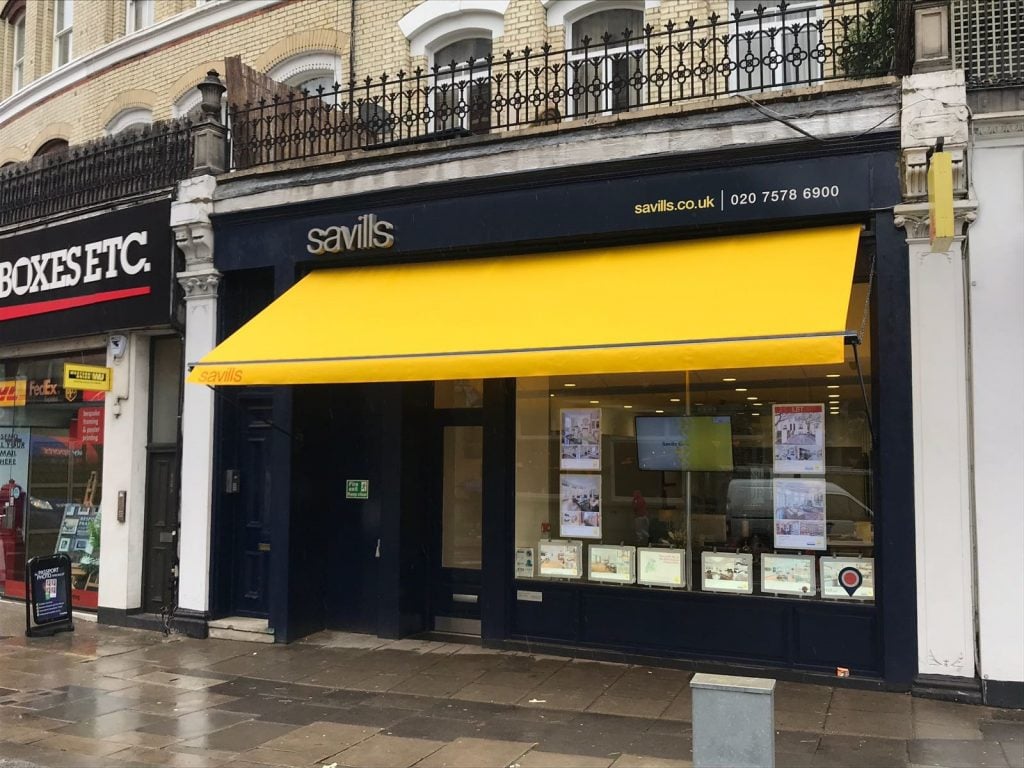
[109, 334, 128, 361]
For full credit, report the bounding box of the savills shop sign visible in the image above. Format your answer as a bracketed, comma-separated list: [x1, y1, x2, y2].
[307, 213, 395, 255]
[0, 200, 174, 346]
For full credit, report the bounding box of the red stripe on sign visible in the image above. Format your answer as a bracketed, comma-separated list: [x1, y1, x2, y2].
[0, 286, 151, 321]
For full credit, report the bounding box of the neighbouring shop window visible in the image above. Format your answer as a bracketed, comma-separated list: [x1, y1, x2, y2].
[1, 351, 105, 608]
[514, 284, 875, 603]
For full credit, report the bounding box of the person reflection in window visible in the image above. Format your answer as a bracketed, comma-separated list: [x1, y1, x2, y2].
[632, 490, 649, 546]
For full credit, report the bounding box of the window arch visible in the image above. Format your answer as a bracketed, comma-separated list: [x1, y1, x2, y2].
[104, 107, 153, 135]
[399, 0, 508, 58]
[266, 50, 342, 95]
[34, 138, 69, 157]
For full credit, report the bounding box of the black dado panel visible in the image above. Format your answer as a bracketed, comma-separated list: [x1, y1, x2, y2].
[795, 606, 880, 673]
[581, 590, 788, 661]
[512, 587, 579, 643]
[512, 583, 881, 675]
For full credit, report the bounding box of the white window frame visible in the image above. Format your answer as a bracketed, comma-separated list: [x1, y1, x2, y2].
[728, 0, 823, 92]
[53, 0, 74, 68]
[126, 0, 155, 34]
[11, 12, 26, 92]
[564, 4, 646, 117]
[429, 35, 493, 133]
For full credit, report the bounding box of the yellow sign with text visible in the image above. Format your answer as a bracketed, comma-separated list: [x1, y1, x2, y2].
[928, 151, 954, 252]
[63, 363, 112, 392]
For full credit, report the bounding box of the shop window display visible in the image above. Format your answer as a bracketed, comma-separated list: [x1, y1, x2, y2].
[514, 286, 874, 602]
[1, 352, 105, 608]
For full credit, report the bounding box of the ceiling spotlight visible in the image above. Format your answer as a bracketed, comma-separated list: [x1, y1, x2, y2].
[623, 405, 633, 409]
[589, 400, 600, 404]
[828, 394, 840, 399]
[826, 373, 841, 378]
[670, 398, 681, 403]
[753, 402, 763, 406]
[563, 383, 576, 388]
[735, 388, 748, 392]
[723, 377, 737, 382]
[827, 385, 840, 390]
[751, 412, 761, 416]
[747, 396, 758, 401]
[655, 409, 664, 414]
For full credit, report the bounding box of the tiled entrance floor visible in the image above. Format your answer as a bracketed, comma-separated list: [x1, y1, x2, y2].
[0, 603, 1020, 767]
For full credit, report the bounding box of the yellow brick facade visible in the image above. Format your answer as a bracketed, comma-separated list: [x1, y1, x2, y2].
[1, 0, 804, 163]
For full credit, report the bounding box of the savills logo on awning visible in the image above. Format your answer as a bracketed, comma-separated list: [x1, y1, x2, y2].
[0, 379, 27, 407]
[307, 214, 395, 255]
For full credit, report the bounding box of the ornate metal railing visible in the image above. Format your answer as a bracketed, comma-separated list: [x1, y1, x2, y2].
[953, 0, 1023, 88]
[0, 119, 193, 228]
[229, 0, 905, 170]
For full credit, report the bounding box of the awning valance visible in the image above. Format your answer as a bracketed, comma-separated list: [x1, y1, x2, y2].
[188, 225, 860, 386]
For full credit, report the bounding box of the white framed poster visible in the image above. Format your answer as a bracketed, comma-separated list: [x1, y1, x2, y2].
[559, 473, 602, 539]
[761, 553, 816, 596]
[820, 557, 875, 600]
[772, 404, 825, 474]
[0, 428, 30, 501]
[587, 545, 635, 584]
[637, 548, 686, 588]
[538, 539, 583, 579]
[515, 547, 535, 578]
[773, 477, 827, 551]
[560, 408, 601, 471]
[700, 552, 754, 594]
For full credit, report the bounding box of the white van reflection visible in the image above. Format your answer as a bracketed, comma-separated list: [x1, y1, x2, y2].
[726, 480, 873, 548]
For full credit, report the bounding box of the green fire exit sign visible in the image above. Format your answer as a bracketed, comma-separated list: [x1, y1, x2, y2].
[345, 479, 369, 500]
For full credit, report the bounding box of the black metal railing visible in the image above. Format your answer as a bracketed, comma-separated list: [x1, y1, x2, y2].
[953, 0, 1023, 88]
[0, 118, 193, 228]
[229, 0, 903, 170]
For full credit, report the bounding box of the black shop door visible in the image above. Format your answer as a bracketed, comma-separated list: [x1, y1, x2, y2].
[142, 447, 179, 613]
[429, 413, 484, 635]
[228, 396, 272, 618]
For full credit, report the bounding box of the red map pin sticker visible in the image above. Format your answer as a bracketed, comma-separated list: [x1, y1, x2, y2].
[838, 566, 863, 597]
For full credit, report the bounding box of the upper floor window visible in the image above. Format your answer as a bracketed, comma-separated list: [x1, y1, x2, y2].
[104, 107, 153, 135]
[567, 7, 644, 116]
[11, 9, 25, 92]
[54, 0, 74, 67]
[729, 0, 822, 91]
[126, 0, 155, 33]
[432, 36, 492, 133]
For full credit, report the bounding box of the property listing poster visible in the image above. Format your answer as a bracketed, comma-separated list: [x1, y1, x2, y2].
[560, 408, 601, 471]
[762, 553, 816, 596]
[638, 548, 686, 588]
[538, 540, 582, 579]
[559, 473, 602, 539]
[588, 545, 634, 584]
[773, 477, 827, 550]
[772, 404, 825, 474]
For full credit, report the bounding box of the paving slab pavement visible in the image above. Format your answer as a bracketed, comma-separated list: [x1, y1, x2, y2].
[0, 600, 1021, 768]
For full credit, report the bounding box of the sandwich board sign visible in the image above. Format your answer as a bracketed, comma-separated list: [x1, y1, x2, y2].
[25, 554, 74, 638]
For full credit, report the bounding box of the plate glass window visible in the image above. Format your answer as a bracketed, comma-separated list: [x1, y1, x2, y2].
[568, 8, 643, 115]
[432, 37, 492, 133]
[54, 0, 73, 67]
[11, 11, 25, 92]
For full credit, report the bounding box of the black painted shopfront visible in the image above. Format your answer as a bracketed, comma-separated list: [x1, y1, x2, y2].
[203, 136, 917, 688]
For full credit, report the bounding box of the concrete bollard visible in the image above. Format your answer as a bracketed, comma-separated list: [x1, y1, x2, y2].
[691, 673, 776, 768]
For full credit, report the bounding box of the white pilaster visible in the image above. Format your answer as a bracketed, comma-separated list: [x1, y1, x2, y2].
[97, 332, 151, 611]
[172, 175, 220, 616]
[895, 205, 977, 679]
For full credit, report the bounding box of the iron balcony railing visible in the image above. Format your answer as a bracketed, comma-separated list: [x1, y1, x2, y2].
[953, 0, 1023, 88]
[229, 0, 907, 170]
[0, 118, 193, 228]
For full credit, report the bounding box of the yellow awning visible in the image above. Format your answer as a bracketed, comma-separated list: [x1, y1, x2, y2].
[189, 225, 860, 386]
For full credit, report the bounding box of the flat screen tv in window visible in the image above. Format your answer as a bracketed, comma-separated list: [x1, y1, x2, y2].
[635, 416, 734, 472]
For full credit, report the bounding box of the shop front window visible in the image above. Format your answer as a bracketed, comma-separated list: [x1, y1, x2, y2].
[514, 285, 874, 602]
[1, 351, 105, 608]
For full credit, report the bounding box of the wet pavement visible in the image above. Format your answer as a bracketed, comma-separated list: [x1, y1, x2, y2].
[0, 601, 1020, 767]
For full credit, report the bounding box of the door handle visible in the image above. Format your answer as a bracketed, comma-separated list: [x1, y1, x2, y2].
[374, 538, 381, 558]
